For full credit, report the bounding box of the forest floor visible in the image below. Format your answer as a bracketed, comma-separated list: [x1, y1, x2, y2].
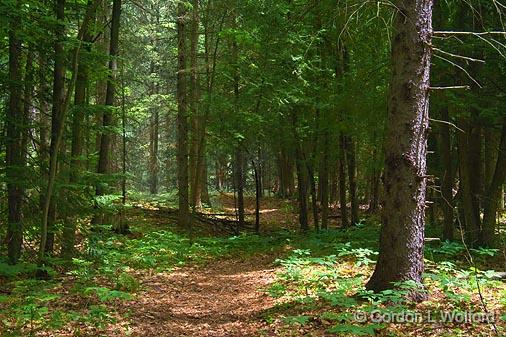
[0, 194, 505, 337]
[124, 254, 277, 337]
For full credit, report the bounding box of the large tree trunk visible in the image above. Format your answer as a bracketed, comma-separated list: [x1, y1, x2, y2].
[366, 0, 433, 301]
[177, 2, 190, 228]
[5, 0, 24, 264]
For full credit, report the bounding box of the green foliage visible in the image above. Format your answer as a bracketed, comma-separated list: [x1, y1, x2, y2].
[116, 272, 140, 292]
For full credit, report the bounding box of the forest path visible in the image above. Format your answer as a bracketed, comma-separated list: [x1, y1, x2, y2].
[126, 254, 278, 337]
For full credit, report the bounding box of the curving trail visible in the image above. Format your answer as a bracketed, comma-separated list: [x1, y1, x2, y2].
[127, 255, 277, 337]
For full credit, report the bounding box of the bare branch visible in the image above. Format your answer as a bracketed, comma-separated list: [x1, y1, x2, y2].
[429, 85, 471, 90]
[433, 47, 485, 63]
[433, 31, 506, 36]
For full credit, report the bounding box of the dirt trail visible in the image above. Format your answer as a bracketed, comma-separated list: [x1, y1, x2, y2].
[127, 255, 278, 337]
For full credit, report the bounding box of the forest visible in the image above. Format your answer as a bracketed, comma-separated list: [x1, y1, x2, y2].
[0, 0, 505, 336]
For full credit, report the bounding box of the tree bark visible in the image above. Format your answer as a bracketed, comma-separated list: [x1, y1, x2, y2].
[63, 0, 95, 258]
[366, 0, 433, 301]
[457, 118, 481, 245]
[97, 0, 121, 196]
[5, 0, 24, 264]
[338, 134, 349, 228]
[234, 148, 245, 227]
[320, 133, 329, 230]
[482, 120, 506, 246]
[295, 144, 309, 231]
[189, 0, 202, 209]
[252, 158, 261, 233]
[345, 136, 359, 225]
[149, 78, 159, 195]
[439, 106, 454, 241]
[43, 0, 66, 256]
[177, 2, 190, 228]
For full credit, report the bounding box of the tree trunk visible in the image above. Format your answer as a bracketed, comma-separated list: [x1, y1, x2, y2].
[252, 157, 261, 233]
[484, 127, 499, 189]
[39, 0, 100, 261]
[234, 148, 245, 227]
[295, 144, 309, 231]
[189, 0, 202, 209]
[38, 53, 50, 255]
[43, 0, 66, 256]
[338, 135, 349, 228]
[368, 166, 380, 212]
[320, 133, 329, 230]
[482, 120, 506, 246]
[307, 162, 319, 231]
[366, 0, 433, 301]
[345, 136, 359, 225]
[201, 157, 210, 204]
[177, 2, 190, 228]
[149, 105, 159, 195]
[439, 106, 454, 241]
[457, 118, 481, 245]
[5, 0, 24, 264]
[63, 1, 95, 258]
[97, 0, 121, 196]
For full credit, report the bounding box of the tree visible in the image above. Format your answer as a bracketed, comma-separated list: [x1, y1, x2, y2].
[44, 0, 66, 255]
[366, 0, 433, 301]
[97, 0, 122, 199]
[5, 0, 24, 264]
[63, 0, 96, 258]
[177, 1, 190, 228]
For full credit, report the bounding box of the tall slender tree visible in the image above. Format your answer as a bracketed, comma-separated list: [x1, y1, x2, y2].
[5, 0, 24, 264]
[177, 1, 190, 228]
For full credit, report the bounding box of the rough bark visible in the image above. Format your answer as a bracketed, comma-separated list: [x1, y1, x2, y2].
[366, 0, 433, 301]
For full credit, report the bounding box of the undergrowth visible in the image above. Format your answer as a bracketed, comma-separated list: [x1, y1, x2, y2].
[0, 202, 504, 336]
